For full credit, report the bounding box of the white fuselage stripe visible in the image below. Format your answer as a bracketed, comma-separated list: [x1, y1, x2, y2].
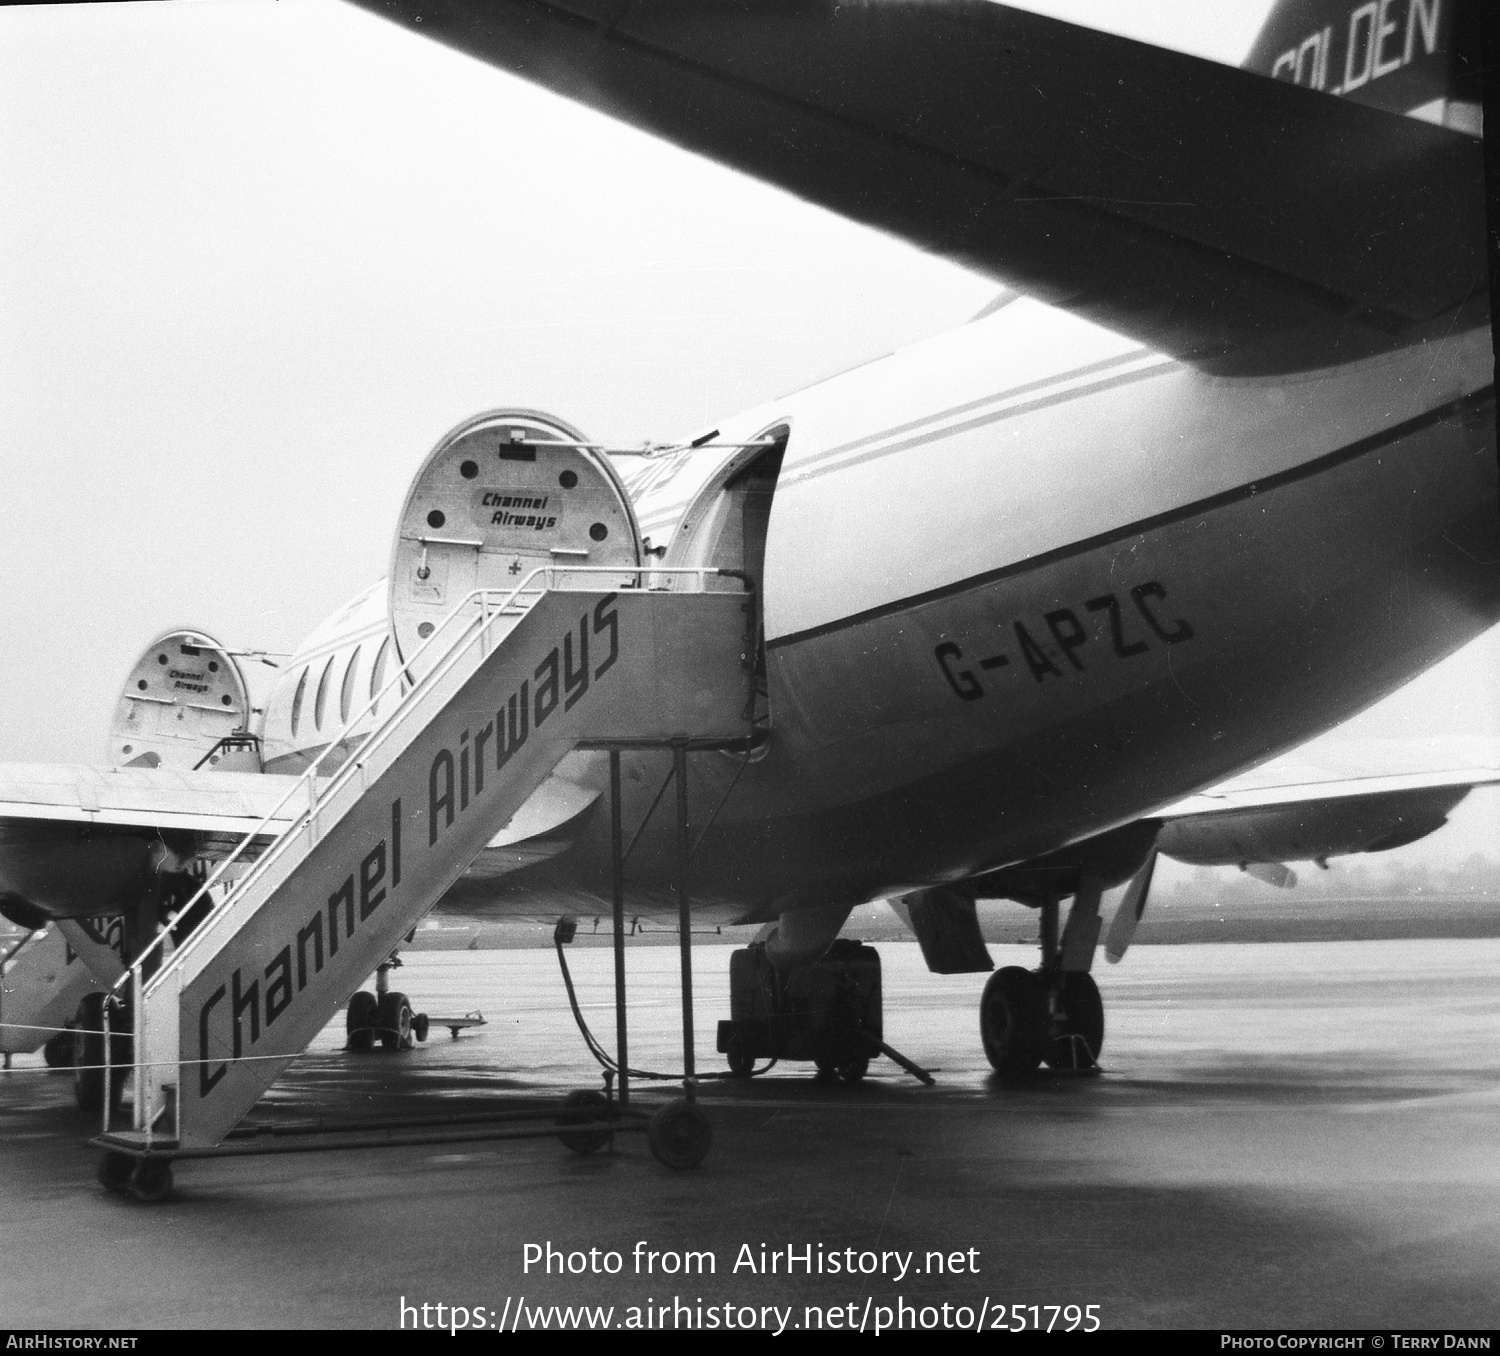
[779, 352, 1177, 490]
[779, 347, 1159, 484]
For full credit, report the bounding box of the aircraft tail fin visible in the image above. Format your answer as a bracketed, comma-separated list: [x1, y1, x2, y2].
[1244, 0, 1482, 134]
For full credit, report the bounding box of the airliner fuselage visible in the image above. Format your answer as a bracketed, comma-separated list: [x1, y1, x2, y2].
[252, 298, 1497, 928]
[3, 0, 1494, 1117]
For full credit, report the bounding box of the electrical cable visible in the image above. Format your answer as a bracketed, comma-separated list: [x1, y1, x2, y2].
[553, 939, 775, 1081]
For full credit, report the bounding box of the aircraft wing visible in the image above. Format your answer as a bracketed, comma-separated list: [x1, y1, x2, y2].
[347, 0, 1487, 374]
[1153, 736, 1500, 866]
[1159, 737, 1500, 817]
[0, 761, 600, 923]
[0, 763, 298, 923]
[1097, 740, 1500, 958]
[0, 763, 297, 838]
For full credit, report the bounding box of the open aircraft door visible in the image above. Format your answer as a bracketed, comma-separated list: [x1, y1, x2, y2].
[654, 426, 787, 734]
[390, 409, 642, 676]
[107, 631, 257, 772]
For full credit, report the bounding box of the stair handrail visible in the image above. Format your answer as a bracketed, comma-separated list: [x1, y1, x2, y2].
[113, 565, 732, 999]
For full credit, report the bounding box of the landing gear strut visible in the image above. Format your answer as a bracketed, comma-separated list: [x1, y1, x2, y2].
[980, 884, 1106, 1078]
[73, 882, 164, 1115]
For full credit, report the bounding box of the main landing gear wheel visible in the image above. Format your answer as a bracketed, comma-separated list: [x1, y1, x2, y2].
[129, 1159, 174, 1203]
[556, 1090, 613, 1155]
[980, 967, 1047, 1078]
[378, 991, 414, 1051]
[1044, 972, 1104, 1071]
[647, 1099, 712, 1170]
[346, 991, 378, 1052]
[412, 1012, 430, 1044]
[44, 1029, 75, 1068]
[73, 993, 129, 1116]
[725, 1043, 755, 1079]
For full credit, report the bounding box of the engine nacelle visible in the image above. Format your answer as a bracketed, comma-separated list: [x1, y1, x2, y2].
[1156, 785, 1471, 866]
[108, 630, 260, 772]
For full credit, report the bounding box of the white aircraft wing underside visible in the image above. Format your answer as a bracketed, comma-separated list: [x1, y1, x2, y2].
[0, 762, 600, 887]
[347, 0, 1487, 375]
[1159, 737, 1500, 817]
[0, 763, 300, 836]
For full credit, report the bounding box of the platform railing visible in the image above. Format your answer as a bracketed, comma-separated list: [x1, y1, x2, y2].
[105, 564, 740, 1137]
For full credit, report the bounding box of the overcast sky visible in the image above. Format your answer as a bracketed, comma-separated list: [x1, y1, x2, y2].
[1, 0, 1495, 860]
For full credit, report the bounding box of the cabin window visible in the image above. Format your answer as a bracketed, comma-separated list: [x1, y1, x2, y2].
[313, 654, 336, 731]
[289, 667, 309, 738]
[369, 637, 389, 700]
[339, 645, 361, 726]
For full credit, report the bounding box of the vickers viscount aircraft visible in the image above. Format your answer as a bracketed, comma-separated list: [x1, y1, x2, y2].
[0, 0, 1494, 1146]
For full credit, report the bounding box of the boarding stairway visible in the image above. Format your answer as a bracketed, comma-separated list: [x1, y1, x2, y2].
[112, 567, 754, 1150]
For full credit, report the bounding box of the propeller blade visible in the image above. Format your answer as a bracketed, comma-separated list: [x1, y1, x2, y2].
[1104, 851, 1157, 964]
[1242, 861, 1298, 889]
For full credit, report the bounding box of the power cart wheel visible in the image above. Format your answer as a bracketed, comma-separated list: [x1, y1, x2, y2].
[647, 1099, 712, 1170]
[836, 1055, 869, 1085]
[556, 1090, 613, 1155]
[724, 1032, 755, 1079]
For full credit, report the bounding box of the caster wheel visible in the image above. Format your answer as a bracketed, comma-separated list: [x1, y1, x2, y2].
[648, 1099, 712, 1170]
[129, 1160, 174, 1203]
[980, 966, 1047, 1078]
[97, 1151, 135, 1194]
[412, 1013, 430, 1044]
[836, 1055, 869, 1085]
[556, 1090, 613, 1154]
[378, 991, 414, 1051]
[346, 991, 378, 1052]
[1044, 972, 1104, 1070]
